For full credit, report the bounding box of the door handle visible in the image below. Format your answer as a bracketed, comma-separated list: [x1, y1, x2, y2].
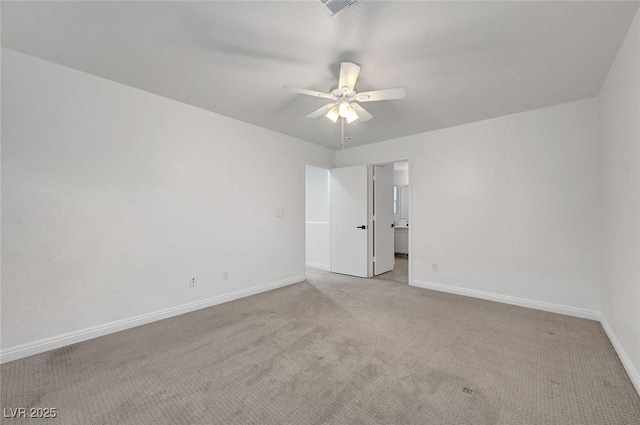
[391, 223, 395, 228]
[356, 225, 367, 229]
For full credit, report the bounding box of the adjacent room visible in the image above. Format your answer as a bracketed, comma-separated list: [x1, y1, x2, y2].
[2, 1, 639, 424]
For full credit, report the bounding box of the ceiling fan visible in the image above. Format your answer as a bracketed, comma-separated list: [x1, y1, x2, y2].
[284, 62, 407, 125]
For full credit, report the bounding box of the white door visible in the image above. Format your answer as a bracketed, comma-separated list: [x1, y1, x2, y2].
[331, 164, 369, 277]
[374, 164, 395, 275]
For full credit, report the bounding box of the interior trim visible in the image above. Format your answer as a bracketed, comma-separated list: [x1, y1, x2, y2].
[0, 275, 305, 364]
[599, 314, 640, 396]
[305, 262, 330, 271]
[411, 279, 639, 396]
[410, 279, 600, 320]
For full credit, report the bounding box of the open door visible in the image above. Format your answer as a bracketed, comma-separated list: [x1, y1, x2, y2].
[373, 164, 395, 275]
[331, 165, 369, 277]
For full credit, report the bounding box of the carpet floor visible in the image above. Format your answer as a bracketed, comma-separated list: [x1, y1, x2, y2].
[2, 268, 639, 424]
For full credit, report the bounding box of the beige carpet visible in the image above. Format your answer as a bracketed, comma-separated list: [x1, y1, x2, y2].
[376, 256, 409, 283]
[2, 269, 639, 424]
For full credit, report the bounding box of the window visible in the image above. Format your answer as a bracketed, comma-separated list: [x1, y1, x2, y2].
[393, 185, 398, 215]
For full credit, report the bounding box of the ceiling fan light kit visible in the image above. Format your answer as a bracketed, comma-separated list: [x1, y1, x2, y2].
[338, 101, 359, 123]
[326, 106, 340, 123]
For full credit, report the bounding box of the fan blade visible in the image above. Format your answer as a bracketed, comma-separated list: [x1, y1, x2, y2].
[284, 86, 335, 100]
[355, 87, 407, 102]
[306, 103, 336, 118]
[338, 62, 361, 92]
[351, 103, 373, 122]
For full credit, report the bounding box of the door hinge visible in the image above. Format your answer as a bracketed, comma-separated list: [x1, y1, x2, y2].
[372, 256, 376, 262]
[372, 215, 376, 221]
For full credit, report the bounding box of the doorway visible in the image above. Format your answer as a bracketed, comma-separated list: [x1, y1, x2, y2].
[307, 161, 410, 284]
[304, 165, 331, 271]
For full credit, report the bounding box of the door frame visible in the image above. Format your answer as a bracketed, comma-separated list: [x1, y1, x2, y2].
[369, 158, 412, 284]
[304, 162, 333, 281]
[304, 158, 412, 284]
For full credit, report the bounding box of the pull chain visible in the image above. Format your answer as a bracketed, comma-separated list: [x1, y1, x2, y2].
[340, 118, 345, 154]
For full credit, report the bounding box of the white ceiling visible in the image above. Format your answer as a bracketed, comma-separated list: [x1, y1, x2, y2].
[2, 1, 638, 149]
[394, 161, 409, 171]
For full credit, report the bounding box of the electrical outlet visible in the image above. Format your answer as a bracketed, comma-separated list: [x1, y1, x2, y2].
[432, 263, 439, 272]
[222, 270, 229, 281]
[189, 276, 197, 287]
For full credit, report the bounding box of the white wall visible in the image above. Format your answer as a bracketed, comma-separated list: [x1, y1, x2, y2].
[1, 49, 333, 357]
[394, 170, 409, 187]
[598, 10, 640, 393]
[334, 99, 601, 317]
[305, 165, 330, 270]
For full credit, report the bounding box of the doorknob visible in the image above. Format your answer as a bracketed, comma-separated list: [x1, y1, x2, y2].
[356, 225, 367, 229]
[391, 223, 395, 228]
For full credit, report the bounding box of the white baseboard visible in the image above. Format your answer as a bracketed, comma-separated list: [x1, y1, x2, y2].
[5, 275, 637, 398]
[410, 280, 600, 321]
[410, 280, 638, 397]
[599, 314, 640, 396]
[0, 275, 304, 364]
[305, 262, 330, 271]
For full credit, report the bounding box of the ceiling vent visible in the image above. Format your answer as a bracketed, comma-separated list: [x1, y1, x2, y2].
[316, 0, 358, 16]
